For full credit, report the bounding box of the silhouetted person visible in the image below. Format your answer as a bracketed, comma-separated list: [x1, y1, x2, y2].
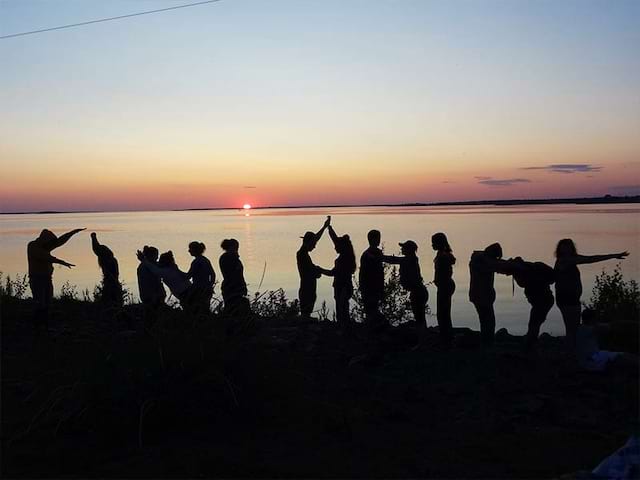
[187, 241, 215, 315]
[137, 245, 166, 328]
[382, 241, 429, 330]
[359, 229, 385, 329]
[219, 238, 249, 317]
[554, 239, 629, 346]
[320, 222, 357, 330]
[27, 228, 84, 332]
[296, 216, 330, 319]
[432, 232, 455, 346]
[90, 233, 123, 309]
[510, 257, 556, 352]
[136, 250, 193, 310]
[468, 243, 514, 347]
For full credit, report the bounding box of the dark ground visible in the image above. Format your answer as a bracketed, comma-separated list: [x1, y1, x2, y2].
[1, 297, 638, 478]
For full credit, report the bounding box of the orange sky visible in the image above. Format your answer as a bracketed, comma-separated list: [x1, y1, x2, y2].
[1, 1, 639, 212]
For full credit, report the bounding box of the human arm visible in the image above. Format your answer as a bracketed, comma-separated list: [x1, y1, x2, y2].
[52, 256, 75, 268]
[327, 225, 339, 246]
[381, 254, 402, 265]
[90, 232, 101, 257]
[565, 252, 629, 266]
[319, 266, 335, 276]
[314, 216, 331, 243]
[136, 250, 163, 276]
[52, 228, 86, 249]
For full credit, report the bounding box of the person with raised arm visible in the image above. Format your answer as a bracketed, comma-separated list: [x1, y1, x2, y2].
[381, 240, 429, 337]
[186, 241, 215, 315]
[319, 222, 357, 331]
[296, 216, 331, 319]
[90, 232, 123, 309]
[554, 239, 629, 346]
[432, 232, 456, 347]
[27, 228, 85, 331]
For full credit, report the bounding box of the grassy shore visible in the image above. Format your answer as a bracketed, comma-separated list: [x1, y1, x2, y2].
[1, 295, 638, 478]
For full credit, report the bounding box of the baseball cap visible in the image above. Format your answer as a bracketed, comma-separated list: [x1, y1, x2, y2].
[399, 240, 418, 251]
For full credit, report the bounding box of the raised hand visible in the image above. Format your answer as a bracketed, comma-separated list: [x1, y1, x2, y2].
[60, 260, 75, 269]
[616, 251, 630, 259]
[136, 250, 145, 261]
[71, 228, 86, 235]
[324, 215, 331, 228]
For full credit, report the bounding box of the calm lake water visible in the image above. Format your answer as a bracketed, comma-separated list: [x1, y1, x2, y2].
[1, 204, 638, 335]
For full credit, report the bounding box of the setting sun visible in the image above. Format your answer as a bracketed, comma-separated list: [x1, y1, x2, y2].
[243, 204, 252, 210]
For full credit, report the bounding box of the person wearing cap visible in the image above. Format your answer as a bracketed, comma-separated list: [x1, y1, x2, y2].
[27, 227, 85, 331]
[297, 216, 331, 319]
[382, 240, 429, 330]
[468, 242, 514, 347]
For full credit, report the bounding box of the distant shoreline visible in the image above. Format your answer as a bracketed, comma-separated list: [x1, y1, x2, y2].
[2, 194, 639, 215]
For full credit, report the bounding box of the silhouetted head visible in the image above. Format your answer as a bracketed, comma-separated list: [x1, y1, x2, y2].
[337, 235, 357, 274]
[142, 245, 159, 262]
[158, 251, 176, 268]
[335, 234, 352, 255]
[367, 229, 381, 247]
[484, 243, 503, 259]
[221, 238, 239, 253]
[431, 232, 451, 252]
[582, 307, 597, 326]
[399, 240, 418, 256]
[188, 241, 206, 257]
[301, 231, 317, 251]
[38, 229, 57, 244]
[555, 238, 577, 258]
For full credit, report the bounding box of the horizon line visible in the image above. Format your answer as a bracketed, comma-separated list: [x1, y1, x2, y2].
[1, 194, 639, 215]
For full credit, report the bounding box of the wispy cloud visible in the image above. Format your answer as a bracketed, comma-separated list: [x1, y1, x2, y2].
[441, 180, 457, 184]
[474, 176, 492, 180]
[608, 184, 640, 194]
[521, 164, 602, 174]
[243, 186, 257, 189]
[477, 177, 532, 187]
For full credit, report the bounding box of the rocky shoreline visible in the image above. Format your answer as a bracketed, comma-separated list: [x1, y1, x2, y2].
[2, 297, 638, 478]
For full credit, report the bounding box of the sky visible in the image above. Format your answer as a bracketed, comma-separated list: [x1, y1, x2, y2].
[1, 0, 639, 212]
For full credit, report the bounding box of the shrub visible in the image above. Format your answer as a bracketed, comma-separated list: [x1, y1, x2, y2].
[93, 280, 134, 305]
[351, 263, 420, 326]
[0, 273, 29, 300]
[587, 265, 639, 323]
[251, 289, 298, 320]
[60, 281, 79, 301]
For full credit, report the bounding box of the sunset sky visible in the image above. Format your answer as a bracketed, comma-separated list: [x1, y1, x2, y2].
[1, 0, 639, 212]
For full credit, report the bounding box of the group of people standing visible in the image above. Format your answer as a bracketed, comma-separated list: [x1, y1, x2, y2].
[26, 228, 248, 330]
[27, 221, 628, 354]
[296, 216, 629, 351]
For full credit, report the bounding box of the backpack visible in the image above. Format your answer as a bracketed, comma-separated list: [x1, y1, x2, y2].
[512, 260, 555, 289]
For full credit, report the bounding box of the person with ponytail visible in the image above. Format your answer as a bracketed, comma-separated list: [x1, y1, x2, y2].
[219, 238, 249, 317]
[432, 232, 455, 347]
[320, 220, 357, 330]
[554, 238, 629, 346]
[187, 241, 216, 315]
